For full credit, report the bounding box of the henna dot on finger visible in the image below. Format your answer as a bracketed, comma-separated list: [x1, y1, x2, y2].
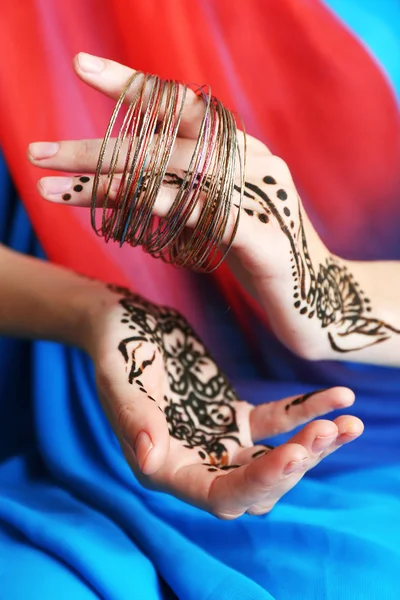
[79, 176, 90, 183]
[258, 213, 269, 223]
[263, 175, 276, 184]
[277, 189, 288, 200]
[73, 184, 83, 192]
[62, 194, 71, 201]
[283, 207, 291, 217]
[244, 208, 254, 216]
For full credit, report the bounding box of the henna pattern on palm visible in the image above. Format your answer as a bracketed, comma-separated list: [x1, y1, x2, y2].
[163, 170, 400, 353]
[108, 284, 241, 467]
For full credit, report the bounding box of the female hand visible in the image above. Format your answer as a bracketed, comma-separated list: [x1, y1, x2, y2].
[82, 281, 362, 519]
[30, 53, 400, 364]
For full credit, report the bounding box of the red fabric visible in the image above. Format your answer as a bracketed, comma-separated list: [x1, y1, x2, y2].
[0, 0, 399, 321]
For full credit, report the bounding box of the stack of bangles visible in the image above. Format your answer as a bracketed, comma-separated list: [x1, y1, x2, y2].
[91, 71, 247, 272]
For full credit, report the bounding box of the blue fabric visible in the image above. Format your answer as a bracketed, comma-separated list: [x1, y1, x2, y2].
[1, 176, 400, 600]
[1, 6, 400, 598]
[324, 0, 400, 102]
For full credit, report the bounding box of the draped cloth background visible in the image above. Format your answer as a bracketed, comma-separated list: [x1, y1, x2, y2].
[0, 1, 399, 598]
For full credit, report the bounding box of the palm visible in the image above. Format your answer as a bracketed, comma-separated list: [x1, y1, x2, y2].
[95, 284, 362, 518]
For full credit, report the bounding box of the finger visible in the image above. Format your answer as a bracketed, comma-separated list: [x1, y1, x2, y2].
[97, 351, 170, 475]
[37, 170, 245, 242]
[37, 174, 120, 206]
[205, 442, 309, 519]
[250, 387, 355, 442]
[147, 442, 308, 519]
[28, 137, 195, 173]
[286, 418, 339, 457]
[319, 415, 364, 458]
[246, 415, 364, 515]
[73, 52, 206, 139]
[36, 173, 205, 221]
[38, 172, 250, 252]
[251, 415, 363, 514]
[230, 444, 274, 465]
[230, 418, 338, 507]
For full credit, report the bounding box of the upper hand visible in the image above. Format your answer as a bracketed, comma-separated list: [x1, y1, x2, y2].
[30, 52, 391, 362]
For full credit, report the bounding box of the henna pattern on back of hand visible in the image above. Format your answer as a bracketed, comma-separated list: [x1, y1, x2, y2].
[241, 178, 400, 352]
[163, 169, 400, 353]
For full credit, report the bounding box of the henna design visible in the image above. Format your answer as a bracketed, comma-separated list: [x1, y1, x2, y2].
[62, 176, 90, 201]
[245, 177, 400, 351]
[285, 389, 325, 412]
[172, 167, 398, 354]
[111, 169, 399, 354]
[252, 445, 274, 459]
[108, 284, 240, 466]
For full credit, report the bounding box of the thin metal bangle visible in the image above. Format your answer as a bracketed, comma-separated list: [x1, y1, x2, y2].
[91, 70, 246, 273]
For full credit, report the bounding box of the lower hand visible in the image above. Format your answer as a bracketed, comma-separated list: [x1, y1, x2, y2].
[84, 282, 363, 519]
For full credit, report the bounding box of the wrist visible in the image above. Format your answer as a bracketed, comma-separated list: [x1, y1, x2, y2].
[64, 278, 117, 355]
[0, 245, 114, 351]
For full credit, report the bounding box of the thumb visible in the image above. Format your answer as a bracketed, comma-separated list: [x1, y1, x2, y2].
[97, 377, 170, 476]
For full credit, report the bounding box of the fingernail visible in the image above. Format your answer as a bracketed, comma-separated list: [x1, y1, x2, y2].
[135, 431, 153, 472]
[312, 434, 337, 454]
[29, 142, 59, 160]
[39, 177, 73, 196]
[78, 52, 104, 73]
[284, 457, 307, 475]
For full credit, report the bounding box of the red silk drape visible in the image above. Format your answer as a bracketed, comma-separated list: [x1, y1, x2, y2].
[1, 0, 399, 322]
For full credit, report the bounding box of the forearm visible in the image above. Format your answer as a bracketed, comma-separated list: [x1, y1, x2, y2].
[0, 243, 101, 350]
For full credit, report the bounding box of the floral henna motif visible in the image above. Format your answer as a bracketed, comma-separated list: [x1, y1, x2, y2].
[164, 169, 400, 352]
[234, 176, 400, 353]
[108, 284, 240, 465]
